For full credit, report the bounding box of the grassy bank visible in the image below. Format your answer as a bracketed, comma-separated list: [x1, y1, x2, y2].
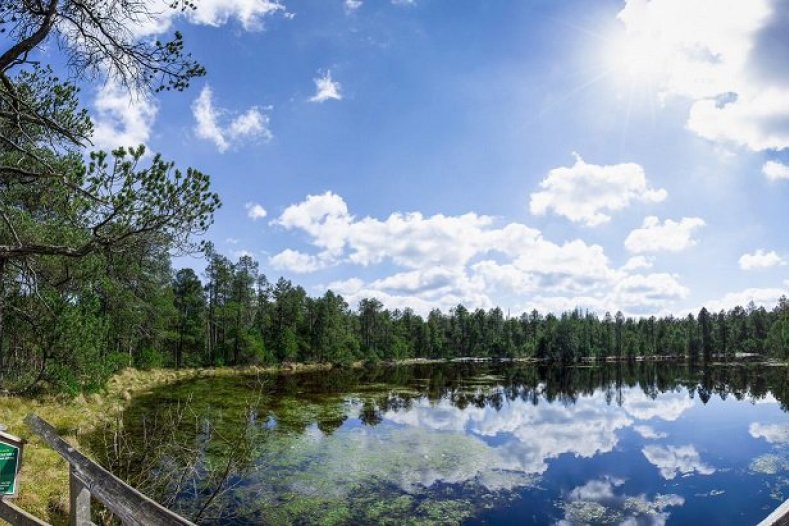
[0, 363, 336, 525]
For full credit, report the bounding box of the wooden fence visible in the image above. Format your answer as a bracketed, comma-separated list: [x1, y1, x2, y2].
[760, 499, 789, 526]
[0, 414, 195, 526]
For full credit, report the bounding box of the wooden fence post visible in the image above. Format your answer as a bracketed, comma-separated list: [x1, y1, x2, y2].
[24, 414, 195, 526]
[69, 465, 91, 526]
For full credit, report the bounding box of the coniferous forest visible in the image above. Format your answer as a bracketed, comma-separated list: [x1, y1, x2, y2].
[3, 243, 787, 394]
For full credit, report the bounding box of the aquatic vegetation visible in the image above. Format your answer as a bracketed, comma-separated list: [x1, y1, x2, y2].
[79, 362, 789, 525]
[562, 500, 622, 524]
[750, 454, 789, 475]
[558, 477, 684, 526]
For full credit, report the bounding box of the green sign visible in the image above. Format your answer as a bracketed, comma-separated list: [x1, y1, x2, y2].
[0, 432, 22, 497]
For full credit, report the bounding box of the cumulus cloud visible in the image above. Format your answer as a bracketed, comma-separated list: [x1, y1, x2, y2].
[344, 0, 363, 11]
[192, 85, 272, 152]
[385, 393, 634, 476]
[625, 216, 705, 253]
[529, 154, 667, 227]
[612, 273, 689, 314]
[91, 83, 157, 150]
[702, 286, 788, 312]
[132, 0, 289, 36]
[328, 271, 492, 315]
[621, 390, 694, 422]
[739, 249, 785, 270]
[621, 256, 654, 271]
[634, 425, 668, 439]
[749, 422, 789, 445]
[245, 202, 268, 220]
[275, 192, 691, 316]
[309, 71, 343, 103]
[763, 160, 789, 181]
[269, 249, 331, 273]
[613, 0, 789, 152]
[642, 444, 715, 479]
[275, 191, 351, 255]
[89, 1, 288, 146]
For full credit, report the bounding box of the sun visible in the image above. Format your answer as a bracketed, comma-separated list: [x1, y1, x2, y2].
[603, 28, 670, 88]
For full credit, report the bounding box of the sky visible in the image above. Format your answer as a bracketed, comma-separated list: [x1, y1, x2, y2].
[83, 0, 788, 317]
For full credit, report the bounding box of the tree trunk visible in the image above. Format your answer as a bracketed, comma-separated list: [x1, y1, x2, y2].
[0, 258, 6, 381]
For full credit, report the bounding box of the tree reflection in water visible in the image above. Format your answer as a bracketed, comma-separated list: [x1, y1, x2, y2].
[89, 362, 789, 525]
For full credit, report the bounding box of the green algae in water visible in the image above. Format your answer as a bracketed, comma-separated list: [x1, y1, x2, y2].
[242, 425, 536, 525]
[750, 454, 789, 475]
[563, 501, 621, 524]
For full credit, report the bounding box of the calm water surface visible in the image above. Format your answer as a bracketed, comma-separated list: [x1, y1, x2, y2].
[99, 363, 789, 525]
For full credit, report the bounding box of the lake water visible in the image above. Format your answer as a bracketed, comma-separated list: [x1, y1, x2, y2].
[99, 363, 789, 525]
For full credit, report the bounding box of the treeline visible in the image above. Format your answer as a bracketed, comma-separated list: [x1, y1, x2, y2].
[7, 244, 787, 393]
[169, 249, 789, 368]
[157, 248, 789, 366]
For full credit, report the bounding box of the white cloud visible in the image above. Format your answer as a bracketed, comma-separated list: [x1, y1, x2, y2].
[612, 273, 689, 313]
[621, 390, 694, 422]
[633, 425, 668, 439]
[687, 90, 789, 151]
[621, 256, 654, 271]
[245, 202, 268, 220]
[739, 249, 785, 270]
[275, 191, 351, 255]
[132, 0, 288, 36]
[702, 286, 788, 312]
[87, 1, 286, 149]
[763, 161, 789, 181]
[344, 0, 363, 11]
[749, 422, 789, 445]
[277, 192, 693, 316]
[91, 83, 157, 150]
[192, 85, 272, 152]
[625, 216, 705, 253]
[613, 0, 789, 152]
[529, 154, 667, 227]
[385, 393, 634, 476]
[309, 71, 343, 103]
[269, 249, 330, 273]
[226, 237, 240, 244]
[642, 444, 715, 480]
[181, 0, 287, 29]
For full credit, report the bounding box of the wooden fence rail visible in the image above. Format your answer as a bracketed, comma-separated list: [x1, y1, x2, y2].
[0, 414, 195, 526]
[759, 499, 789, 526]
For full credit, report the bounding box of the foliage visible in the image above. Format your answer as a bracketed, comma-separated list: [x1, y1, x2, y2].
[0, 0, 218, 391]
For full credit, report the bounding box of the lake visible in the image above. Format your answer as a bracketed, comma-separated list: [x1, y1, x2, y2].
[95, 362, 789, 525]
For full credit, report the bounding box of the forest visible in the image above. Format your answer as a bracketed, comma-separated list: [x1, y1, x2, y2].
[3, 243, 787, 394]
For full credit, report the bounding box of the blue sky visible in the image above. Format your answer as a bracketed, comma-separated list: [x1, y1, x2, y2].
[86, 0, 788, 316]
